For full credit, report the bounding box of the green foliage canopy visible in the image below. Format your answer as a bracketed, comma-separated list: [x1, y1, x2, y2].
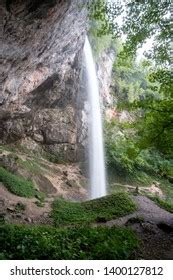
[89, 0, 172, 156]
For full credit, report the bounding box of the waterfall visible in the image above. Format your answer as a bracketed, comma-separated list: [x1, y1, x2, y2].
[84, 37, 107, 199]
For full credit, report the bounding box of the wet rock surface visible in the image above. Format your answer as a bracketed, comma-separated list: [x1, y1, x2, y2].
[97, 48, 115, 108]
[0, 0, 87, 161]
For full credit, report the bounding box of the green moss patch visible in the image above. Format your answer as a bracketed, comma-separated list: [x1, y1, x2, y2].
[52, 192, 137, 226]
[0, 166, 36, 198]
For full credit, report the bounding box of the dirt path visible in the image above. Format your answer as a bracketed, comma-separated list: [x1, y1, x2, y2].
[104, 195, 173, 260]
[106, 195, 173, 227]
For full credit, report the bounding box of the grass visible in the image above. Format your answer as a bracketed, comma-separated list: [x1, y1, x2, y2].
[133, 171, 156, 186]
[109, 166, 173, 202]
[110, 183, 127, 193]
[0, 166, 37, 198]
[43, 154, 66, 164]
[0, 143, 64, 165]
[0, 167, 45, 201]
[0, 144, 31, 155]
[0, 144, 17, 153]
[0, 144, 47, 175]
[108, 167, 156, 188]
[42, 150, 71, 165]
[17, 158, 42, 175]
[52, 192, 137, 226]
[158, 179, 173, 203]
[0, 224, 139, 260]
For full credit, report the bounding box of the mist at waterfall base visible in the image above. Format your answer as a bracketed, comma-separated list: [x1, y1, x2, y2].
[84, 37, 107, 199]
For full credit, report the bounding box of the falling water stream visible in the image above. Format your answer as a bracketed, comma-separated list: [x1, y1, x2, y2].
[84, 37, 106, 199]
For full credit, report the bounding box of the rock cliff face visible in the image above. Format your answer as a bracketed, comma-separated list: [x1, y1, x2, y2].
[97, 48, 115, 109]
[0, 0, 87, 161]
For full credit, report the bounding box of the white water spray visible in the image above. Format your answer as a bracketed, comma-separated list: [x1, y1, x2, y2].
[84, 37, 106, 199]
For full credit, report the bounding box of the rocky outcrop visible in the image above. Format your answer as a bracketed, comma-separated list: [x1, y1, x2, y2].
[97, 48, 115, 109]
[0, 150, 87, 201]
[0, 0, 87, 161]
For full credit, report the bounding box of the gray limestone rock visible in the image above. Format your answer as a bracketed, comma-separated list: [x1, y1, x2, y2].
[0, 0, 87, 162]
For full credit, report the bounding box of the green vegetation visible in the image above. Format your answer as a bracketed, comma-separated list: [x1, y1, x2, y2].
[89, 0, 171, 63]
[43, 151, 67, 165]
[0, 213, 6, 225]
[17, 158, 42, 175]
[0, 1, 172, 261]
[52, 193, 136, 226]
[105, 122, 173, 180]
[0, 224, 138, 260]
[147, 196, 173, 213]
[0, 143, 35, 156]
[105, 61, 172, 201]
[0, 167, 36, 198]
[90, 5, 173, 213]
[89, 20, 114, 59]
[0, 166, 45, 202]
[0, 144, 17, 153]
[89, 1, 172, 191]
[92, 0, 172, 186]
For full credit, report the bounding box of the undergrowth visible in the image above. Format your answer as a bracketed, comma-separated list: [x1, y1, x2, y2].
[0, 224, 139, 260]
[52, 192, 136, 226]
[0, 166, 40, 198]
[17, 158, 42, 175]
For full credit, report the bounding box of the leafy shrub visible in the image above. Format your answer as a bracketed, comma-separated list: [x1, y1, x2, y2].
[105, 119, 173, 182]
[52, 192, 136, 226]
[0, 224, 138, 260]
[106, 137, 137, 174]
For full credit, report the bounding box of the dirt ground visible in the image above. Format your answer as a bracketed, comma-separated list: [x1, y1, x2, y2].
[0, 180, 173, 259]
[0, 183, 53, 224]
[105, 195, 173, 260]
